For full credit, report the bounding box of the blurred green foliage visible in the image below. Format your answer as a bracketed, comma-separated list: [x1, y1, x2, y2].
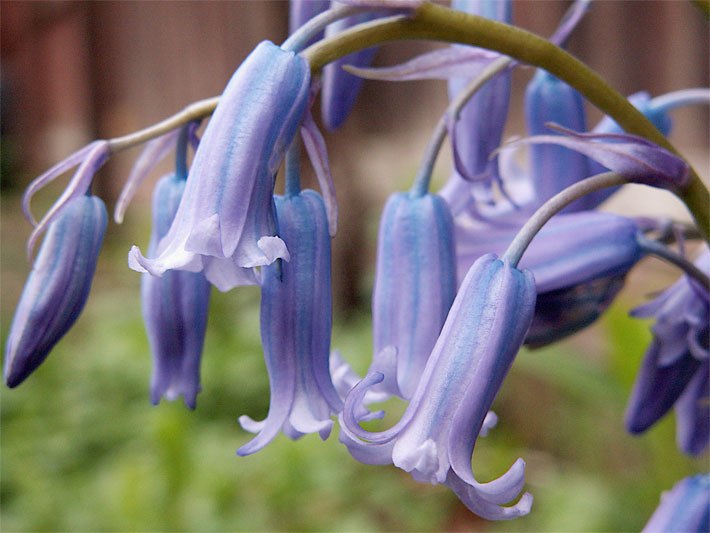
[1, 195, 706, 532]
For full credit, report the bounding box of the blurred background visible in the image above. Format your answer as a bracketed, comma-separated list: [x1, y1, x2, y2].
[1, 1, 708, 531]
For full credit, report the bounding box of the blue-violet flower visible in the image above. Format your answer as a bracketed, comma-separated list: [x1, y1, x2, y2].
[238, 190, 342, 455]
[341, 254, 536, 520]
[5, 195, 107, 387]
[642, 474, 710, 533]
[129, 41, 310, 291]
[142, 173, 211, 409]
[625, 250, 709, 455]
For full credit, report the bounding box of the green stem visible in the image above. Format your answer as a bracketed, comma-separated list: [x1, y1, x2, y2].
[302, 2, 709, 239]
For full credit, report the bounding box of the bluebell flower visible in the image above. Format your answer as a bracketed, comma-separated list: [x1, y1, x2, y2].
[446, 0, 511, 201]
[341, 254, 536, 520]
[642, 474, 710, 533]
[625, 250, 709, 455]
[4, 195, 107, 387]
[142, 174, 211, 409]
[321, 8, 381, 130]
[369, 192, 457, 399]
[456, 211, 644, 347]
[238, 190, 342, 455]
[524, 69, 589, 212]
[129, 41, 310, 291]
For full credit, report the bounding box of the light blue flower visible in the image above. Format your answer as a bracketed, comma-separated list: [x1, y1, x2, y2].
[129, 41, 310, 291]
[4, 195, 107, 387]
[238, 190, 342, 455]
[524, 69, 589, 212]
[341, 254, 536, 520]
[142, 173, 211, 409]
[369, 192, 457, 399]
[642, 474, 710, 533]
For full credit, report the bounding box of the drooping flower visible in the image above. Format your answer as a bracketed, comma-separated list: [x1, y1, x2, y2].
[4, 195, 107, 387]
[625, 250, 709, 455]
[368, 192, 457, 399]
[142, 173, 211, 409]
[129, 41, 310, 291]
[642, 474, 710, 533]
[341, 254, 536, 520]
[238, 190, 342, 455]
[456, 211, 644, 347]
[446, 0, 512, 201]
[524, 69, 589, 212]
[321, 9, 382, 131]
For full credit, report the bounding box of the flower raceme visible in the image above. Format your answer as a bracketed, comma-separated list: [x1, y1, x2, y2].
[129, 41, 311, 291]
[4, 195, 107, 388]
[238, 190, 342, 456]
[142, 174, 211, 410]
[369, 192, 457, 400]
[341, 254, 536, 520]
[625, 250, 709, 455]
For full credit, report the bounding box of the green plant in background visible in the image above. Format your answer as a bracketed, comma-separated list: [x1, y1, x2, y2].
[2, 1, 708, 531]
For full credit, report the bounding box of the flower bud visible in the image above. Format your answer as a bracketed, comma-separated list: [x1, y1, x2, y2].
[5, 195, 107, 387]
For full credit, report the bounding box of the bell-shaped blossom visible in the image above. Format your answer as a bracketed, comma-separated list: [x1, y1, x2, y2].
[447, 0, 512, 201]
[129, 41, 310, 291]
[321, 7, 381, 130]
[625, 251, 709, 455]
[368, 192, 457, 399]
[341, 254, 536, 520]
[642, 474, 710, 533]
[456, 211, 643, 347]
[142, 174, 211, 409]
[524, 69, 589, 212]
[4, 195, 107, 387]
[238, 190, 342, 455]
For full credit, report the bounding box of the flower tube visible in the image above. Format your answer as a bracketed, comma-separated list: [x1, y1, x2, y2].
[129, 41, 310, 291]
[342, 254, 536, 520]
[142, 174, 211, 409]
[369, 192, 457, 399]
[5, 195, 107, 387]
[238, 190, 342, 455]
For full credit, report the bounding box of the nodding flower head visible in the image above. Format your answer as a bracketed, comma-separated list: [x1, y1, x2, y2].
[141, 173, 211, 410]
[128, 41, 311, 291]
[625, 250, 709, 455]
[524, 69, 589, 212]
[642, 474, 710, 533]
[238, 190, 342, 456]
[341, 254, 536, 521]
[5, 195, 107, 388]
[369, 192, 457, 400]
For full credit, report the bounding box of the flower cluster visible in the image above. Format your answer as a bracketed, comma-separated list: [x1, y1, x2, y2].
[4, 0, 709, 527]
